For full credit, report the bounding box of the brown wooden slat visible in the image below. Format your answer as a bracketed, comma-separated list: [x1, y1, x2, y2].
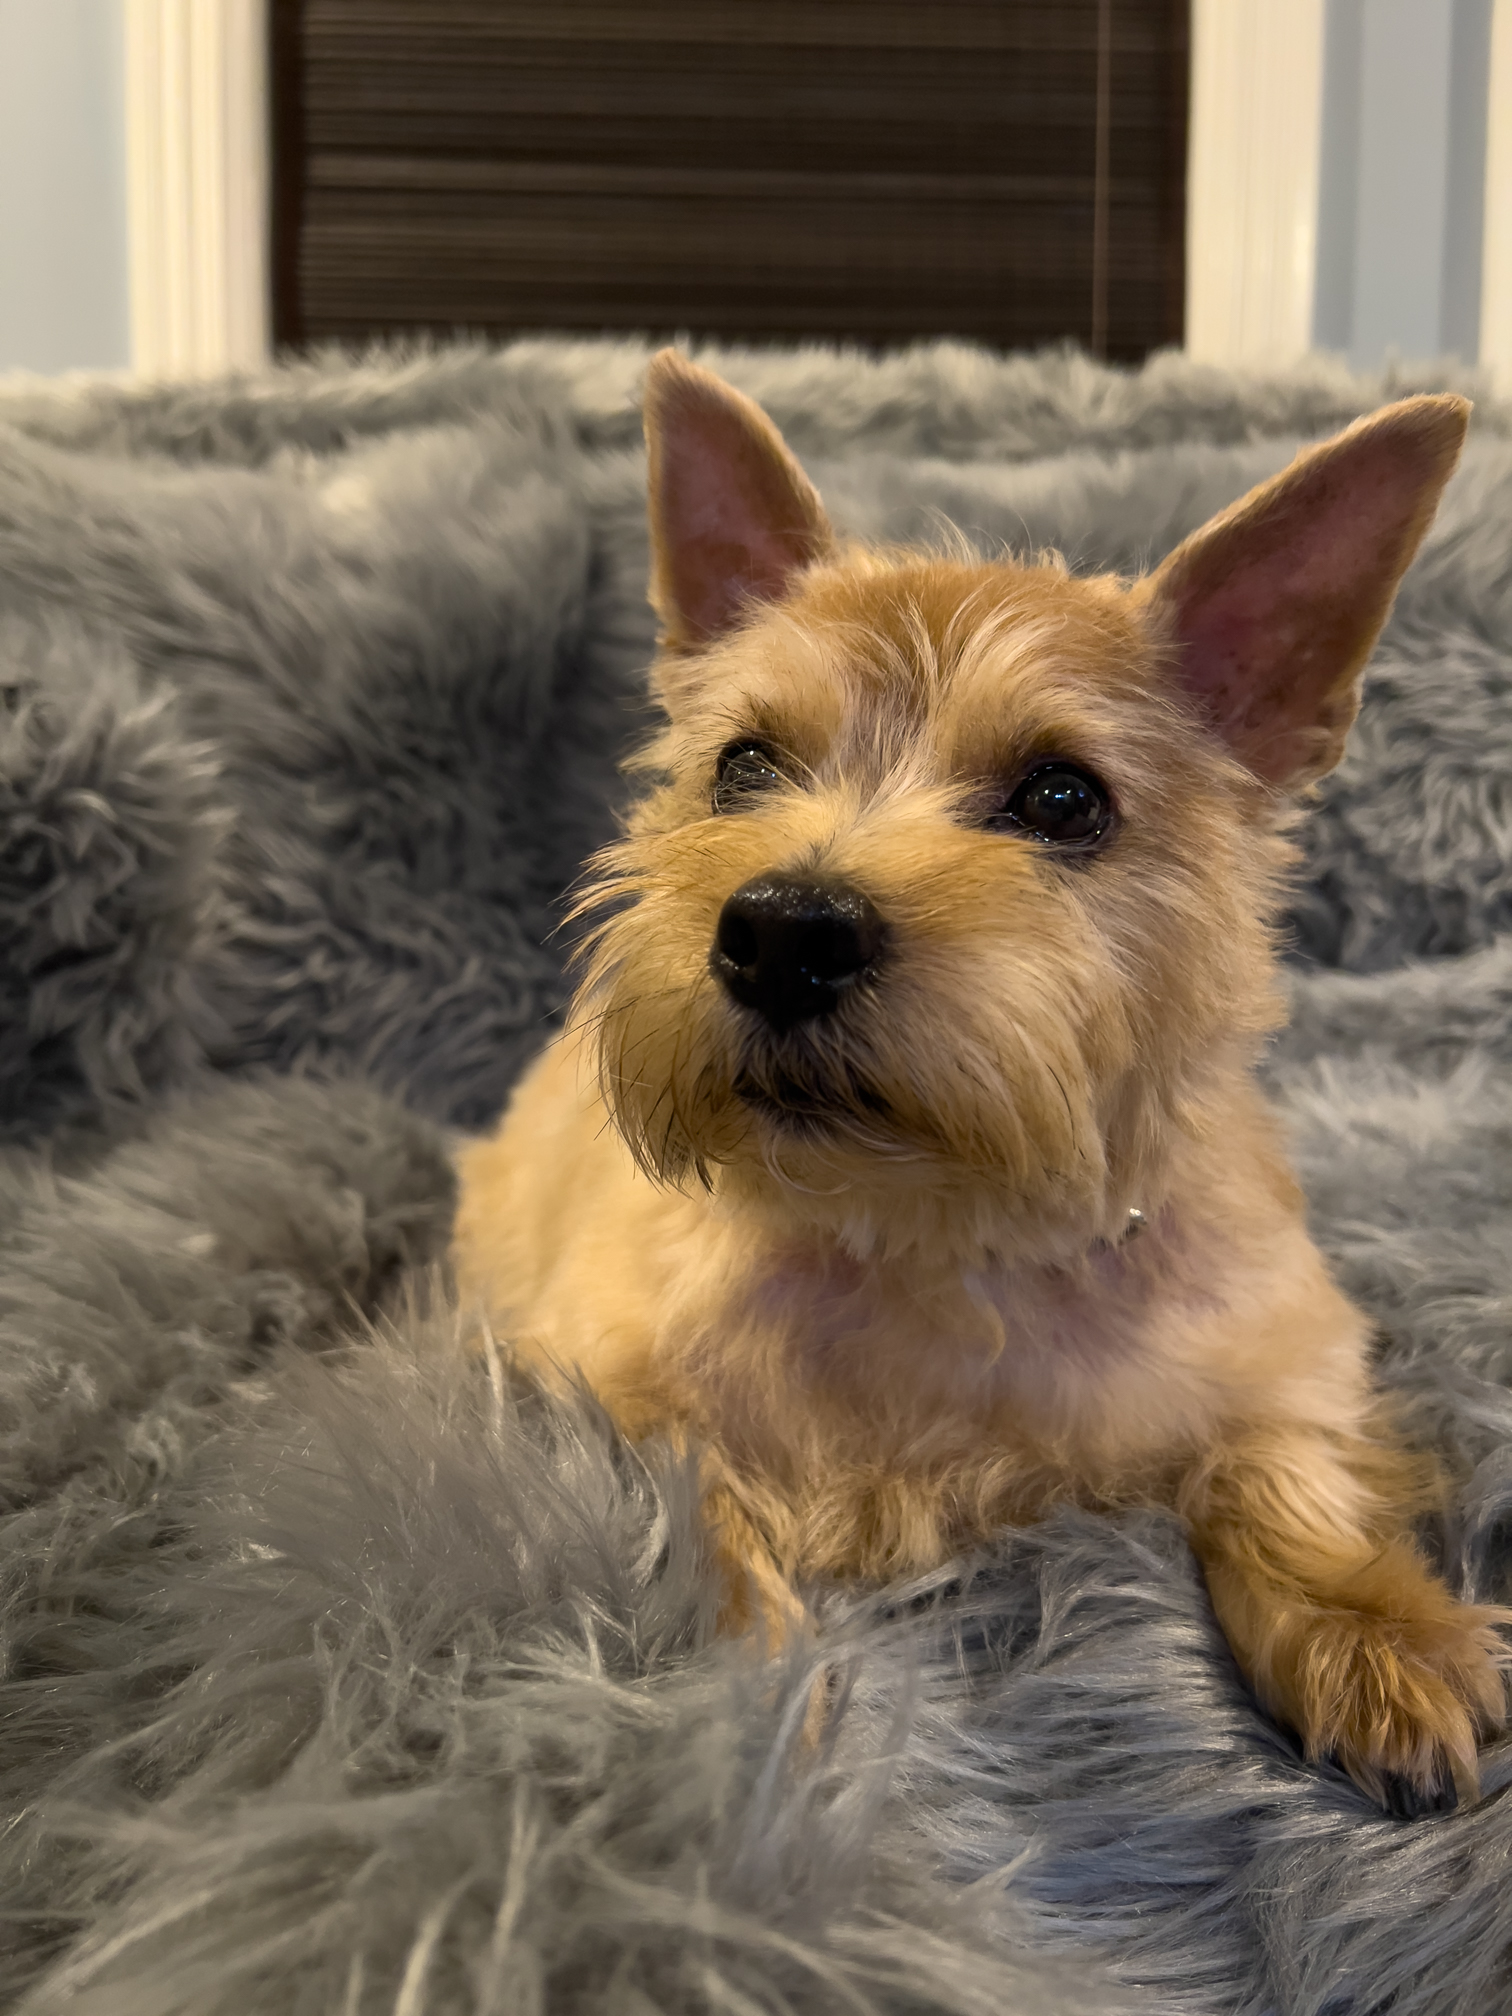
[302, 0, 1116, 54]
[307, 158, 1102, 203]
[273, 0, 1189, 361]
[270, 0, 308, 344]
[296, 198, 1170, 348]
[298, 47, 1122, 178]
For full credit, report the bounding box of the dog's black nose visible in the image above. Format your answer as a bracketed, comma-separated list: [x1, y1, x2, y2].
[711, 874, 885, 1030]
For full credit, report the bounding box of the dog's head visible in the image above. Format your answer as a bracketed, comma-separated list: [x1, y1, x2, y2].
[574, 353, 1465, 1263]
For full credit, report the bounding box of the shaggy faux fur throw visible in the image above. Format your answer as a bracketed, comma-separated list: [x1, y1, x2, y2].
[2, 339, 1512, 2016]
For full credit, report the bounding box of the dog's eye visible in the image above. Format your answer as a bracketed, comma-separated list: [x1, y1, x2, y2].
[713, 740, 786, 813]
[987, 763, 1111, 847]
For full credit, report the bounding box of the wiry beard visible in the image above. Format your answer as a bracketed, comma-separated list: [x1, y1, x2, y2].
[563, 842, 892, 1189]
[573, 976, 735, 1190]
[575, 967, 904, 1190]
[565, 822, 1177, 1253]
[731, 1027, 895, 1130]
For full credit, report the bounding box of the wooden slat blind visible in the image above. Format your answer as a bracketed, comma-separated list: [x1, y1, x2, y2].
[271, 0, 1188, 359]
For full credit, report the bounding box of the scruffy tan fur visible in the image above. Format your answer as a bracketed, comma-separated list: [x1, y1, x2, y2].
[454, 353, 1507, 1808]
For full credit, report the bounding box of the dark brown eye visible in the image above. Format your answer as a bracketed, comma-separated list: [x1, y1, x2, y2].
[713, 740, 787, 813]
[986, 763, 1111, 848]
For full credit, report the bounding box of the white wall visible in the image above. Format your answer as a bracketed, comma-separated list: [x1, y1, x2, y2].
[0, 0, 130, 374]
[1189, 0, 1509, 374]
[1314, 0, 1492, 366]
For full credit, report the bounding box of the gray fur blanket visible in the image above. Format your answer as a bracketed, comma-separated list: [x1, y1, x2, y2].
[2, 339, 1512, 2016]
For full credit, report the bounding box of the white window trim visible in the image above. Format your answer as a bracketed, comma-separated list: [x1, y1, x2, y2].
[123, 0, 270, 379]
[1185, 0, 1328, 365]
[1482, 0, 1512, 383]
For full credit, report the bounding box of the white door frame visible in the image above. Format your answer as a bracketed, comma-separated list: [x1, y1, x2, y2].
[1185, 0, 1328, 366]
[123, 0, 269, 379]
[1188, 0, 1512, 379]
[1482, 0, 1512, 382]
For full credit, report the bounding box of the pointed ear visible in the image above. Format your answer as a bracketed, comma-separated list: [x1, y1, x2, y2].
[1137, 395, 1469, 788]
[643, 349, 835, 651]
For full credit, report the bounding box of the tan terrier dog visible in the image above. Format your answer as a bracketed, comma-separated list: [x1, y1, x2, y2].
[454, 352, 1507, 1815]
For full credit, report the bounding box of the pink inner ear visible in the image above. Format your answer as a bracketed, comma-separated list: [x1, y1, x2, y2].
[1173, 503, 1377, 779]
[660, 443, 819, 640]
[647, 359, 832, 647]
[1151, 404, 1466, 787]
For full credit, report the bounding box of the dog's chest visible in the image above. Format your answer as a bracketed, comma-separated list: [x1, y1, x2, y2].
[705, 1233, 1206, 1477]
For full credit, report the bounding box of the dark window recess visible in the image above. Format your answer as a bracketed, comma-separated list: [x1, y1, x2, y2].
[270, 0, 1188, 360]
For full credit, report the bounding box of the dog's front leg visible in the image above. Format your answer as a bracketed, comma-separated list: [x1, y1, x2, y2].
[696, 1450, 812, 1649]
[1178, 1424, 1508, 1810]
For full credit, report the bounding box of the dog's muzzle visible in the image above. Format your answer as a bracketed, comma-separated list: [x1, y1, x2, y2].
[709, 873, 886, 1033]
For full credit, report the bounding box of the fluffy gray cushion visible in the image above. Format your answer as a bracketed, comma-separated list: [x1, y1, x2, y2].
[1, 340, 1510, 2015]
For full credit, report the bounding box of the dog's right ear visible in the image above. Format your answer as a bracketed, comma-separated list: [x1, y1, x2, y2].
[1138, 394, 1468, 789]
[643, 350, 835, 653]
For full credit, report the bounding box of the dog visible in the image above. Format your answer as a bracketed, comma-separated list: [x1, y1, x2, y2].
[453, 350, 1507, 1815]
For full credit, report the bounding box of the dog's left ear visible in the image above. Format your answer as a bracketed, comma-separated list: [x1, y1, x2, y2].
[643, 350, 835, 652]
[1139, 395, 1468, 788]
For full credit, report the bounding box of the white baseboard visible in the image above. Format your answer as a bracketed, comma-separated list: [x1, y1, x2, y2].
[124, 0, 270, 379]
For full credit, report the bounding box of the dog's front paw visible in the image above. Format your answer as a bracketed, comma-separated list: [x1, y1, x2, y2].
[1296, 1599, 1508, 1813]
